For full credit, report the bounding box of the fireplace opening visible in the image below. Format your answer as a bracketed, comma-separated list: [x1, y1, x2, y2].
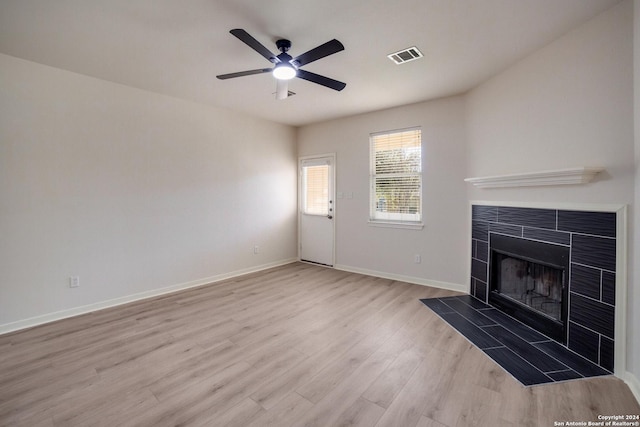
[489, 234, 569, 344]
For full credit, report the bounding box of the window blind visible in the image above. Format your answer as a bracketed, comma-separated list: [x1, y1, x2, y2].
[370, 128, 422, 222]
[302, 164, 329, 215]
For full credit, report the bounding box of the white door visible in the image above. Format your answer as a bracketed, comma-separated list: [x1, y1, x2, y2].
[299, 155, 335, 266]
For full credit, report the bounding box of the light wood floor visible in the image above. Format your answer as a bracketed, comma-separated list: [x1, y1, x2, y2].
[1, 262, 638, 427]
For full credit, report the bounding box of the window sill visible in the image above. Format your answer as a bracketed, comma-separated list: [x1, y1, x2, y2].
[368, 220, 424, 230]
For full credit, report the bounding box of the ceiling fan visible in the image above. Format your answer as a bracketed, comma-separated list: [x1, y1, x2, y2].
[216, 29, 346, 100]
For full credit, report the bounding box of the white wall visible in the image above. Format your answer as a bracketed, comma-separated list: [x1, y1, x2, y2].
[0, 53, 298, 330]
[632, 0, 640, 391]
[466, 0, 637, 384]
[298, 97, 468, 290]
[466, 0, 634, 205]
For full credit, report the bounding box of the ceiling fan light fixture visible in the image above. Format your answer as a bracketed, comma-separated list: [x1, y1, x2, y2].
[273, 63, 296, 80]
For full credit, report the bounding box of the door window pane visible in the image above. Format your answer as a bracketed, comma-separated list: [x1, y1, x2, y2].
[303, 164, 329, 215]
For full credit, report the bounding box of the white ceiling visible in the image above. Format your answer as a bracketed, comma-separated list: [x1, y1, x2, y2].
[0, 0, 621, 127]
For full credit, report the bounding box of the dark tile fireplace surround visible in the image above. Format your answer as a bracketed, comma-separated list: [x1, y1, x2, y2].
[471, 204, 617, 373]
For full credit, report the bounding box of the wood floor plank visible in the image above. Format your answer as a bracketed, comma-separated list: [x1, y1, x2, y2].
[192, 397, 265, 427]
[416, 415, 447, 427]
[293, 323, 364, 357]
[295, 332, 395, 404]
[374, 349, 454, 427]
[250, 328, 365, 410]
[246, 392, 314, 427]
[0, 410, 54, 427]
[148, 356, 252, 403]
[142, 360, 255, 426]
[0, 368, 99, 425]
[150, 348, 306, 426]
[52, 388, 159, 427]
[0, 262, 637, 427]
[333, 396, 386, 427]
[0, 366, 98, 420]
[293, 349, 397, 427]
[362, 347, 424, 409]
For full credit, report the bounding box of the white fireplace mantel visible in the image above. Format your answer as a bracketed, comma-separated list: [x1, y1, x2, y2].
[464, 167, 604, 188]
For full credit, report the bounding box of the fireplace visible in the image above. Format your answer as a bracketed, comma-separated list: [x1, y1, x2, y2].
[488, 234, 569, 343]
[470, 204, 618, 372]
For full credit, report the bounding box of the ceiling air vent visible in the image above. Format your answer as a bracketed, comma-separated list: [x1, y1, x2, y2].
[387, 46, 423, 65]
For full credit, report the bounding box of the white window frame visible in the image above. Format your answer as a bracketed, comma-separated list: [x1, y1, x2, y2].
[369, 127, 423, 229]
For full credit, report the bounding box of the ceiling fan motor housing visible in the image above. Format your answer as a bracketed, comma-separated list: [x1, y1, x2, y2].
[276, 39, 291, 53]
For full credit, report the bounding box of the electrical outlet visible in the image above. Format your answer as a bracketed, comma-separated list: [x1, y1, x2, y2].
[69, 276, 80, 288]
[414, 254, 421, 264]
[254, 245, 259, 254]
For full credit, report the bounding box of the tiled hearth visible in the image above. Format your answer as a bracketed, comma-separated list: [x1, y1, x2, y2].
[470, 204, 618, 373]
[420, 295, 610, 386]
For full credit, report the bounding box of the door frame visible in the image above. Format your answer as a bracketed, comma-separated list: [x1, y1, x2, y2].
[298, 153, 336, 267]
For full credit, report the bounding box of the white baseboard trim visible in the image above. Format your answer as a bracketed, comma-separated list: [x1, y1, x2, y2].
[334, 264, 466, 293]
[625, 371, 640, 405]
[0, 258, 298, 336]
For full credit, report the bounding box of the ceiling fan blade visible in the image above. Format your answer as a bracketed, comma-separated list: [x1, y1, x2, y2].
[216, 68, 272, 80]
[292, 39, 344, 67]
[276, 79, 288, 100]
[296, 69, 346, 91]
[230, 29, 278, 63]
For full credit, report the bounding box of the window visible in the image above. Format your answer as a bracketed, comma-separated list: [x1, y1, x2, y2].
[302, 162, 329, 215]
[370, 127, 422, 225]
